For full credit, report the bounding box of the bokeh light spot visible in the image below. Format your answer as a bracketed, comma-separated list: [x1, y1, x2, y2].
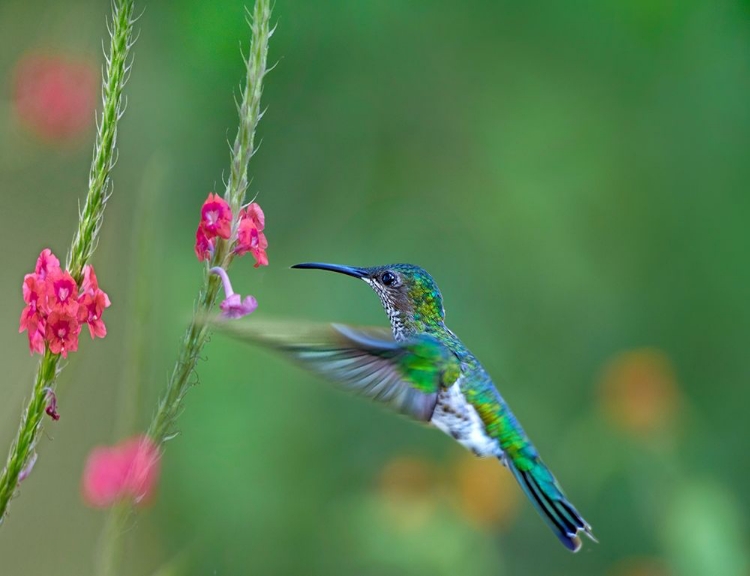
[452, 452, 521, 531]
[598, 348, 680, 437]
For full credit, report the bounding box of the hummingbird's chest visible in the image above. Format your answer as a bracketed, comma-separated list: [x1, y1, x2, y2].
[430, 376, 502, 459]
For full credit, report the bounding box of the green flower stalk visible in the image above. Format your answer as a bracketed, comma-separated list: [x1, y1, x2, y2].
[147, 0, 272, 446]
[0, 0, 136, 525]
[91, 5, 271, 573]
[68, 0, 136, 281]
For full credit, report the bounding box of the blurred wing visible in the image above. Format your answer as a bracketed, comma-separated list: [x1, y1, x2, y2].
[209, 318, 461, 421]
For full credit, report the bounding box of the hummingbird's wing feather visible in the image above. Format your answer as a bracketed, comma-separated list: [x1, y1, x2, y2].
[209, 318, 460, 421]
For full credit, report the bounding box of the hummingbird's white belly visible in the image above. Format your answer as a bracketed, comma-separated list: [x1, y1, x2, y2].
[430, 379, 503, 459]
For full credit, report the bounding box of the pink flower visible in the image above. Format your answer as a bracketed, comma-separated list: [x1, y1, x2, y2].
[82, 435, 161, 508]
[235, 203, 268, 267]
[242, 202, 265, 230]
[81, 264, 101, 293]
[19, 251, 110, 355]
[199, 193, 232, 240]
[194, 226, 214, 262]
[192, 195, 269, 266]
[77, 291, 110, 339]
[34, 248, 61, 280]
[194, 193, 233, 261]
[19, 306, 46, 355]
[77, 265, 111, 339]
[13, 53, 96, 142]
[220, 293, 258, 319]
[22, 273, 46, 306]
[44, 311, 80, 358]
[210, 266, 258, 320]
[20, 257, 52, 355]
[44, 269, 79, 316]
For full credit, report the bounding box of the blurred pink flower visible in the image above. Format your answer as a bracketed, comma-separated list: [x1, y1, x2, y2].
[13, 53, 96, 142]
[82, 435, 161, 508]
[210, 266, 258, 319]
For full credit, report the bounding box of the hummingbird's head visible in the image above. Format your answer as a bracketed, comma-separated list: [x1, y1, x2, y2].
[292, 262, 445, 337]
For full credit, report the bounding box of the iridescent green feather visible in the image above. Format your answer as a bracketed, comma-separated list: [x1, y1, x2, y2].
[208, 319, 460, 421]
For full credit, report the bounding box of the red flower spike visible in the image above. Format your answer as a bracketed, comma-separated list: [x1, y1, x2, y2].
[199, 193, 232, 240]
[45, 311, 80, 358]
[82, 435, 161, 508]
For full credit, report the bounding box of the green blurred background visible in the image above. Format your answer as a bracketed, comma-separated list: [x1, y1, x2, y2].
[2, 0, 750, 574]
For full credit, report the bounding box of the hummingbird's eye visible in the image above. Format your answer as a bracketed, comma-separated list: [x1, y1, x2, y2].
[380, 271, 396, 286]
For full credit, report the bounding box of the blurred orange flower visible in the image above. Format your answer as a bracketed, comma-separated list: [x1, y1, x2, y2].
[377, 456, 438, 531]
[13, 52, 96, 142]
[452, 452, 521, 531]
[607, 557, 672, 576]
[598, 348, 680, 437]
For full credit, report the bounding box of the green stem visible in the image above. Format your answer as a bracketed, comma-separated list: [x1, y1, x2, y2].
[146, 273, 223, 444]
[95, 503, 130, 576]
[0, 351, 59, 520]
[146, 0, 271, 448]
[96, 1, 272, 571]
[67, 0, 136, 282]
[92, 156, 166, 576]
[0, 0, 136, 525]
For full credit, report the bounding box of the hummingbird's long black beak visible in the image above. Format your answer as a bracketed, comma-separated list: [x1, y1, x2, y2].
[292, 262, 368, 279]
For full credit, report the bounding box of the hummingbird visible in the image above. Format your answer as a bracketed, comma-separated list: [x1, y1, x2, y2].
[213, 262, 595, 551]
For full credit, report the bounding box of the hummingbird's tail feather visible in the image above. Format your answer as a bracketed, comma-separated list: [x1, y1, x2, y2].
[507, 459, 595, 552]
